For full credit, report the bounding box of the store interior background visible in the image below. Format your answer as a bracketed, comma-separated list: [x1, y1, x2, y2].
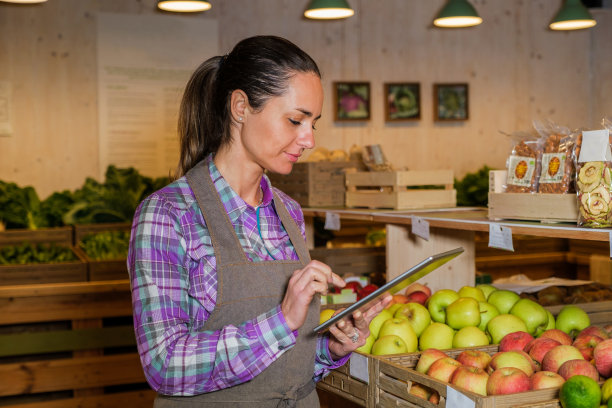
[1, 0, 611, 198]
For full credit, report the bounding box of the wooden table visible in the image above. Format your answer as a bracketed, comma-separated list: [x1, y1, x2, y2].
[302, 207, 611, 291]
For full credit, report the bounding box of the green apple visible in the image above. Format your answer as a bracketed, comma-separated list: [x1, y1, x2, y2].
[427, 289, 459, 323]
[386, 303, 404, 316]
[487, 289, 520, 314]
[457, 286, 486, 302]
[394, 303, 431, 337]
[371, 334, 408, 356]
[478, 301, 500, 332]
[419, 322, 454, 350]
[453, 326, 490, 348]
[486, 313, 528, 344]
[477, 284, 497, 300]
[356, 334, 376, 354]
[555, 305, 590, 337]
[535, 310, 555, 337]
[510, 298, 549, 335]
[378, 318, 418, 352]
[446, 297, 481, 329]
[369, 308, 393, 339]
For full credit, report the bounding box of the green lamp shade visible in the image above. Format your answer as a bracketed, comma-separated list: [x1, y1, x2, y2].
[158, 0, 211, 12]
[304, 0, 354, 20]
[550, 0, 596, 30]
[434, 0, 482, 28]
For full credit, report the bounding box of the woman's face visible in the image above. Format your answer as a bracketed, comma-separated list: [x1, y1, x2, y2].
[240, 72, 323, 175]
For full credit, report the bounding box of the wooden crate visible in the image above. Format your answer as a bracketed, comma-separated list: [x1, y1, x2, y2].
[267, 161, 360, 207]
[0, 280, 155, 408]
[0, 246, 88, 285]
[0, 226, 73, 246]
[310, 246, 386, 279]
[545, 300, 612, 325]
[488, 170, 577, 223]
[74, 223, 131, 281]
[345, 170, 456, 210]
[375, 345, 560, 408]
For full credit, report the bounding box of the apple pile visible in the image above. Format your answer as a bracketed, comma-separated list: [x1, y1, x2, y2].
[412, 323, 612, 398]
[358, 283, 598, 357]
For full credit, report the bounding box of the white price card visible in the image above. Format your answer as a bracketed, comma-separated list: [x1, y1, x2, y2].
[349, 353, 369, 384]
[609, 231, 612, 259]
[488, 224, 514, 251]
[447, 386, 475, 408]
[324, 212, 341, 231]
[411, 216, 430, 241]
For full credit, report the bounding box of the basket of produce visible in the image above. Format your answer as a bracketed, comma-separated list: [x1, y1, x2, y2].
[73, 223, 131, 281]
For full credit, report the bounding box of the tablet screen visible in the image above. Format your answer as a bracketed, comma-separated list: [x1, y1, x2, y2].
[313, 246, 464, 333]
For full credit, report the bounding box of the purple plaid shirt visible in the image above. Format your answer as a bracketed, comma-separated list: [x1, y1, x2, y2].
[128, 156, 348, 396]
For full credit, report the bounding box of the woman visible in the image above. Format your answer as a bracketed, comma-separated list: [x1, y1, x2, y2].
[128, 35, 390, 407]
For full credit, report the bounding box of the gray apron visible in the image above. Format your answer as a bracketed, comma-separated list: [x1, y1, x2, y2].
[155, 161, 320, 408]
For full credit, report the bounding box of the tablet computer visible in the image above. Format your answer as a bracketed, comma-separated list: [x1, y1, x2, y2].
[313, 246, 464, 333]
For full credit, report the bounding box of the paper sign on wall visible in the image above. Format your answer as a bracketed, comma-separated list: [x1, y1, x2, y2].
[349, 353, 369, 384]
[488, 224, 514, 251]
[411, 216, 430, 241]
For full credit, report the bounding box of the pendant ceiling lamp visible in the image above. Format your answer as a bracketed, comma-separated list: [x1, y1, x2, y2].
[304, 0, 354, 20]
[549, 0, 596, 30]
[433, 0, 482, 28]
[157, 0, 211, 13]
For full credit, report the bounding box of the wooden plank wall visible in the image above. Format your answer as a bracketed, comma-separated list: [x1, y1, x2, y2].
[0, 0, 611, 198]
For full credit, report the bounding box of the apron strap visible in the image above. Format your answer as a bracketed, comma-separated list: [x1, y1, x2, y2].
[272, 192, 311, 264]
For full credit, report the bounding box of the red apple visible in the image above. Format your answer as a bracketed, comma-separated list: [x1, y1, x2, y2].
[391, 294, 410, 305]
[406, 291, 429, 305]
[456, 349, 492, 370]
[499, 331, 534, 352]
[408, 383, 432, 400]
[542, 345, 585, 373]
[603, 324, 612, 337]
[429, 391, 440, 404]
[450, 365, 489, 396]
[344, 281, 363, 294]
[358, 283, 378, 300]
[426, 357, 462, 383]
[530, 370, 565, 390]
[528, 337, 562, 364]
[415, 348, 448, 374]
[594, 339, 612, 378]
[576, 325, 609, 340]
[486, 367, 531, 395]
[488, 351, 534, 376]
[539, 329, 572, 346]
[405, 282, 432, 298]
[558, 359, 600, 381]
[572, 334, 604, 360]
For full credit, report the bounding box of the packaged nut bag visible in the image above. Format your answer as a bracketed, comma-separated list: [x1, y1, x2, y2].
[575, 126, 612, 228]
[362, 144, 394, 172]
[504, 131, 542, 193]
[533, 120, 575, 194]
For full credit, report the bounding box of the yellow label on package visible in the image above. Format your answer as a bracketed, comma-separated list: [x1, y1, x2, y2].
[507, 155, 536, 187]
[539, 153, 566, 183]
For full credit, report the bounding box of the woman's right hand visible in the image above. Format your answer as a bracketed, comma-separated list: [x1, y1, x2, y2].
[281, 260, 345, 331]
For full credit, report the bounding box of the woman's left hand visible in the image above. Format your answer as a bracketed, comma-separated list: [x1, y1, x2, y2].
[327, 294, 393, 360]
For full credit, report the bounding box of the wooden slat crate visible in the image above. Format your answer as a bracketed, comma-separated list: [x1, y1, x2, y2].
[73, 223, 131, 281]
[268, 161, 361, 207]
[0, 280, 155, 408]
[375, 346, 560, 408]
[0, 246, 88, 286]
[0, 227, 73, 246]
[345, 170, 456, 210]
[310, 246, 386, 279]
[487, 170, 577, 223]
[545, 300, 612, 325]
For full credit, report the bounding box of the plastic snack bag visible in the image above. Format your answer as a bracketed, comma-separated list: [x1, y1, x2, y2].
[575, 126, 612, 228]
[533, 120, 575, 194]
[503, 131, 542, 193]
[362, 144, 393, 172]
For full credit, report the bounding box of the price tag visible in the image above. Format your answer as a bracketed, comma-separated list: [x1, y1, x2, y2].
[411, 216, 430, 241]
[349, 353, 369, 384]
[446, 386, 475, 408]
[609, 231, 612, 259]
[324, 212, 341, 231]
[488, 224, 514, 251]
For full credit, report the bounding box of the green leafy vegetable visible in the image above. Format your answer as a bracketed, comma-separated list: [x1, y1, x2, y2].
[79, 231, 130, 261]
[454, 165, 493, 207]
[0, 181, 47, 229]
[0, 243, 76, 265]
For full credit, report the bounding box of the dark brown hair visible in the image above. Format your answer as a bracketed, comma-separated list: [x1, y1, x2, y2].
[175, 35, 321, 178]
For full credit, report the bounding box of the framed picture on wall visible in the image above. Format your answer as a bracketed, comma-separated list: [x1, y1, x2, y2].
[433, 83, 469, 121]
[384, 82, 421, 121]
[334, 82, 371, 121]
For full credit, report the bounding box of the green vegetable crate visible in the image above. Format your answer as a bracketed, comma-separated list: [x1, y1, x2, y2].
[73, 223, 131, 281]
[0, 227, 87, 285]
